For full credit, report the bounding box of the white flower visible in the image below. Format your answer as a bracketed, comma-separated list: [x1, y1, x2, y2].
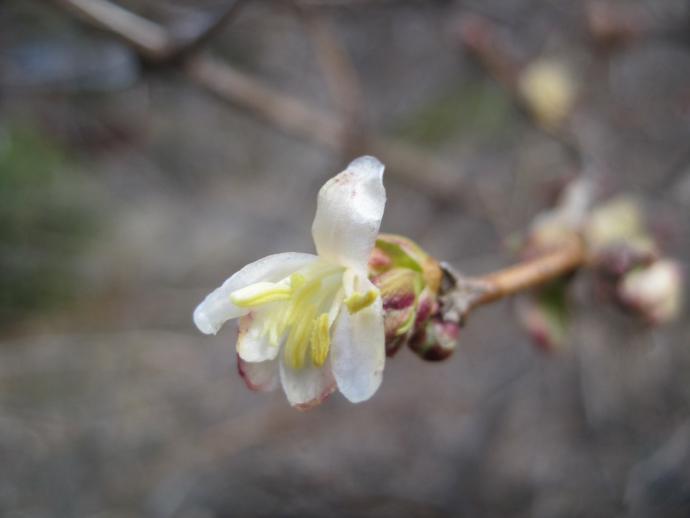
[193, 156, 387, 409]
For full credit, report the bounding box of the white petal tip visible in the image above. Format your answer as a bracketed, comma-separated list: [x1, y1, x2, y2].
[339, 375, 383, 404]
[348, 156, 384, 179]
[193, 306, 218, 335]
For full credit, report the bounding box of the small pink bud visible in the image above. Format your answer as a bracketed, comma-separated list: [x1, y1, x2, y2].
[408, 316, 460, 362]
[369, 234, 443, 356]
[372, 268, 420, 356]
[517, 284, 569, 353]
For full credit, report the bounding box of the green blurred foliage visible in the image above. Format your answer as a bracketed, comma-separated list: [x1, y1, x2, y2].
[395, 80, 515, 147]
[0, 125, 101, 325]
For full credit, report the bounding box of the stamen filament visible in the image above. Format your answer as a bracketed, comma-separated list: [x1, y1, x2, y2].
[310, 313, 331, 367]
[230, 281, 291, 307]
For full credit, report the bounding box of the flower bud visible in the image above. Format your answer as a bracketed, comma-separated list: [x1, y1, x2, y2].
[372, 268, 421, 356]
[369, 234, 443, 356]
[584, 196, 655, 256]
[518, 59, 577, 129]
[408, 315, 460, 362]
[522, 176, 594, 257]
[517, 281, 569, 353]
[618, 259, 683, 325]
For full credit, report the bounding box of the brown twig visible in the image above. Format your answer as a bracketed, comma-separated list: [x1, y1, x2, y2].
[299, 6, 364, 152]
[443, 238, 587, 322]
[50, 0, 466, 202]
[165, 0, 248, 63]
[51, 0, 173, 59]
[475, 239, 586, 306]
[184, 56, 343, 148]
[455, 12, 583, 161]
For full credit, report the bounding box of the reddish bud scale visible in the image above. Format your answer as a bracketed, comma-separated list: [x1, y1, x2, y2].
[369, 234, 458, 360]
[408, 317, 460, 362]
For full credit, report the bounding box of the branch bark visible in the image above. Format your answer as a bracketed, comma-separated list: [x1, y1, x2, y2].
[474, 238, 586, 307]
[443, 238, 587, 322]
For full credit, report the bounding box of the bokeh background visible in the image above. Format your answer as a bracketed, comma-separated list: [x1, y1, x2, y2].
[1, 1, 689, 516]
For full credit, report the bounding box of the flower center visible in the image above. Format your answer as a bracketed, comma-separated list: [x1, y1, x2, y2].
[230, 262, 378, 370]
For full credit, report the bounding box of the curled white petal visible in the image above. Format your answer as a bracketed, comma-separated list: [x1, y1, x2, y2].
[279, 352, 337, 410]
[238, 356, 279, 392]
[193, 252, 318, 335]
[311, 156, 386, 270]
[330, 278, 385, 403]
[236, 311, 282, 362]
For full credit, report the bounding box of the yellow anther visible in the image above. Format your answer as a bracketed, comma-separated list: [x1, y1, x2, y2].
[290, 273, 306, 291]
[230, 281, 291, 308]
[310, 313, 331, 367]
[344, 289, 378, 314]
[238, 264, 346, 370]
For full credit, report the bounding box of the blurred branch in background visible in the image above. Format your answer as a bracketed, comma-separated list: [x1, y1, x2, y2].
[298, 5, 364, 154]
[164, 0, 248, 64]
[454, 13, 584, 164]
[50, 0, 466, 203]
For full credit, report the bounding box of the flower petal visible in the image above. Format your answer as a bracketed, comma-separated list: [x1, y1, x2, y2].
[236, 310, 282, 362]
[312, 156, 386, 270]
[193, 252, 318, 335]
[279, 353, 336, 410]
[331, 281, 386, 403]
[237, 356, 279, 392]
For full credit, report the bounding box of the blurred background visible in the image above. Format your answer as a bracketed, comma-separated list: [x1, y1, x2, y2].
[1, 0, 689, 516]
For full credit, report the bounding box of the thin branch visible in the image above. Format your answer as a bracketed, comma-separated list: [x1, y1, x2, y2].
[188, 56, 465, 198]
[165, 0, 248, 63]
[474, 238, 586, 306]
[443, 238, 587, 322]
[52, 0, 247, 63]
[51, 0, 173, 59]
[185, 56, 343, 148]
[455, 12, 583, 162]
[299, 6, 364, 151]
[51, 0, 466, 202]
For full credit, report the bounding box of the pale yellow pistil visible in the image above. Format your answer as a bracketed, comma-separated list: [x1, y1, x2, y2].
[230, 264, 379, 369]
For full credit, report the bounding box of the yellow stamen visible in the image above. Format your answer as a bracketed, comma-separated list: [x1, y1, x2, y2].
[237, 264, 346, 370]
[230, 281, 291, 307]
[345, 289, 378, 314]
[290, 272, 306, 291]
[285, 305, 316, 369]
[310, 313, 331, 367]
[284, 278, 322, 329]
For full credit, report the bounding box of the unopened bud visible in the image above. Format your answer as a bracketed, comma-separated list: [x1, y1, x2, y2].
[523, 177, 594, 256]
[369, 234, 443, 356]
[408, 315, 460, 361]
[517, 282, 569, 353]
[584, 196, 655, 255]
[372, 268, 421, 356]
[618, 259, 683, 325]
[518, 59, 576, 129]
